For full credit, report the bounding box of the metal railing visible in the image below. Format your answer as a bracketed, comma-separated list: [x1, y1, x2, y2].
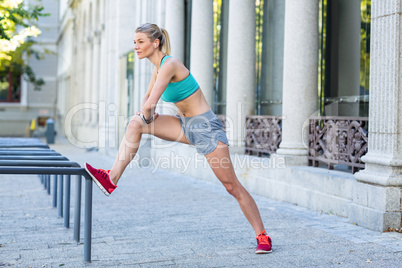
[308, 116, 368, 173]
[0, 138, 93, 262]
[245, 115, 282, 156]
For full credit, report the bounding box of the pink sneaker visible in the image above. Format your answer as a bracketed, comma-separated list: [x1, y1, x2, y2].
[256, 230, 272, 254]
[85, 163, 117, 196]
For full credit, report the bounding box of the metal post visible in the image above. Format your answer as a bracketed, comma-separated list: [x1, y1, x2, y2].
[64, 175, 71, 228]
[74, 175, 82, 242]
[47, 175, 51, 195]
[52, 174, 57, 208]
[84, 175, 92, 263]
[46, 118, 55, 144]
[43, 175, 47, 189]
[58, 175, 64, 217]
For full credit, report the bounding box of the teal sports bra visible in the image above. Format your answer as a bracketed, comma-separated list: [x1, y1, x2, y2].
[159, 55, 199, 103]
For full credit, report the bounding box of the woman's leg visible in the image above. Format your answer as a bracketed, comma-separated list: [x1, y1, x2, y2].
[109, 114, 190, 184]
[205, 141, 265, 236]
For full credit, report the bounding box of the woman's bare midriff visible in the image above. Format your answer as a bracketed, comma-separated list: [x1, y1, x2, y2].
[175, 88, 211, 117]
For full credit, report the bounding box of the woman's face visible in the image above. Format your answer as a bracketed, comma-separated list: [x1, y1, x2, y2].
[134, 32, 156, 59]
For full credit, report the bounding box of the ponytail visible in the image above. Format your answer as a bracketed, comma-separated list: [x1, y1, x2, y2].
[160, 28, 171, 55]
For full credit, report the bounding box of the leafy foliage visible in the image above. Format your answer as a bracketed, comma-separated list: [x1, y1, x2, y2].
[0, 0, 49, 91]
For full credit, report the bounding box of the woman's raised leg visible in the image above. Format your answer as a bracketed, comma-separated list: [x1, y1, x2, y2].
[108, 114, 190, 184]
[85, 114, 190, 196]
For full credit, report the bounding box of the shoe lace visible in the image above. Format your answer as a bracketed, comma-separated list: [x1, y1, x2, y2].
[257, 231, 270, 245]
[97, 169, 110, 180]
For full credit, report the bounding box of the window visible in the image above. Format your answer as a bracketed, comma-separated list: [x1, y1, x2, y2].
[255, 0, 285, 116]
[0, 70, 21, 103]
[318, 0, 371, 117]
[212, 0, 228, 115]
[213, 0, 286, 116]
[126, 51, 135, 116]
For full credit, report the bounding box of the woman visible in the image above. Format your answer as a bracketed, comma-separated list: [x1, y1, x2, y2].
[85, 23, 272, 254]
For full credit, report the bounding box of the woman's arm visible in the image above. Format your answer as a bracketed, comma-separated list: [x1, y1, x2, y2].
[141, 67, 158, 109]
[142, 59, 176, 121]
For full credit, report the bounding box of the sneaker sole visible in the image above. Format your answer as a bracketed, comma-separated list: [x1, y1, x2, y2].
[256, 249, 272, 254]
[84, 165, 110, 197]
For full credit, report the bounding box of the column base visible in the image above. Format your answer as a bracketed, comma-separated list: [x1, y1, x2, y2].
[349, 179, 402, 232]
[349, 203, 401, 232]
[229, 145, 246, 155]
[227, 138, 246, 155]
[354, 158, 402, 187]
[275, 147, 308, 166]
[271, 152, 307, 166]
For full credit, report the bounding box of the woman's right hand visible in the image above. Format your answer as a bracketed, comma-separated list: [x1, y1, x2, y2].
[137, 110, 159, 124]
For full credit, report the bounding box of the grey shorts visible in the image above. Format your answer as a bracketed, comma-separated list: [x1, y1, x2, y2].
[180, 110, 229, 155]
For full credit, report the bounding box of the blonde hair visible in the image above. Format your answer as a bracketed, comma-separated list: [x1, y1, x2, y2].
[135, 23, 171, 55]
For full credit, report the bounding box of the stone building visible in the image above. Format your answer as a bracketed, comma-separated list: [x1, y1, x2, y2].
[55, 0, 402, 232]
[0, 0, 59, 136]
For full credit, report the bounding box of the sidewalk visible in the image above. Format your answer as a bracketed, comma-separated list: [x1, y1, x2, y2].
[1, 138, 402, 267]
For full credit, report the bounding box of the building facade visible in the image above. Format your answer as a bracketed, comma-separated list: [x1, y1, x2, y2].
[0, 0, 59, 136]
[55, 0, 402, 232]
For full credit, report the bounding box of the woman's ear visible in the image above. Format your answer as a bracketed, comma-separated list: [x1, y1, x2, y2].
[154, 39, 160, 48]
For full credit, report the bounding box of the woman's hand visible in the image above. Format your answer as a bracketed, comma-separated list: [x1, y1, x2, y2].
[137, 110, 159, 124]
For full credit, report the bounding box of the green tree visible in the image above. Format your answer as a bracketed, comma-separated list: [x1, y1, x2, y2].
[0, 0, 49, 96]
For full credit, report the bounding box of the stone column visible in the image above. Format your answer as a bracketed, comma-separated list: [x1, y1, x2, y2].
[83, 35, 92, 125]
[97, 3, 107, 149]
[99, 0, 118, 150]
[352, 0, 402, 231]
[165, 0, 185, 62]
[159, 0, 184, 115]
[90, 32, 100, 126]
[225, 0, 256, 149]
[276, 0, 319, 164]
[190, 0, 214, 106]
[157, 0, 166, 27]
